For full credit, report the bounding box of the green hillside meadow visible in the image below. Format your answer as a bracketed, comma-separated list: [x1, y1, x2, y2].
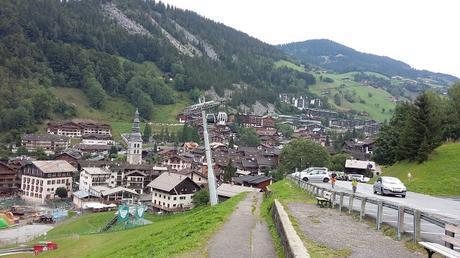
[310, 72, 397, 121]
[381, 143, 460, 196]
[8, 194, 246, 258]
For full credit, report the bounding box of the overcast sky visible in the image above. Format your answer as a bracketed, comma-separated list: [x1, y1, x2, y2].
[160, 0, 460, 78]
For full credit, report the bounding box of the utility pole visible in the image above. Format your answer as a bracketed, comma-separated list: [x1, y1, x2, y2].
[184, 97, 219, 205]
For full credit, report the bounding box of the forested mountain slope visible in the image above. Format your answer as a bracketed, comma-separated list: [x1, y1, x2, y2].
[0, 0, 316, 142]
[279, 39, 457, 86]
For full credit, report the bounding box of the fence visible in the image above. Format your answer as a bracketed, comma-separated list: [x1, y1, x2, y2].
[287, 175, 458, 243]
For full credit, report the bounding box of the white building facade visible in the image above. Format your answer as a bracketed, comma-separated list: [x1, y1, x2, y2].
[20, 161, 75, 204]
[79, 167, 111, 192]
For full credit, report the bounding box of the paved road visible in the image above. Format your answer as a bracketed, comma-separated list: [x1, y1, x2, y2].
[306, 180, 460, 247]
[207, 192, 276, 258]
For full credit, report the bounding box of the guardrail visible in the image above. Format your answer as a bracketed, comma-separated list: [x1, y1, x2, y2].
[287, 175, 458, 243]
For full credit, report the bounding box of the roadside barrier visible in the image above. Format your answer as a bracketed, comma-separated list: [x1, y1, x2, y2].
[287, 175, 459, 243]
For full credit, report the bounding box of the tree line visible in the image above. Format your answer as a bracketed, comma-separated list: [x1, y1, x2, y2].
[374, 82, 460, 164]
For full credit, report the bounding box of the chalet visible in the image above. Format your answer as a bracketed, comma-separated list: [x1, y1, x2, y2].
[161, 154, 193, 171]
[79, 167, 112, 192]
[232, 175, 272, 191]
[47, 120, 112, 138]
[20, 160, 76, 203]
[21, 134, 70, 154]
[240, 115, 275, 128]
[53, 149, 82, 169]
[75, 144, 111, 154]
[124, 170, 146, 194]
[0, 162, 19, 195]
[343, 138, 375, 161]
[148, 172, 201, 212]
[173, 168, 207, 187]
[81, 134, 114, 145]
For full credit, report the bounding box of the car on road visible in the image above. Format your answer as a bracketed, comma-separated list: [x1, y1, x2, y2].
[292, 167, 330, 183]
[347, 174, 370, 183]
[373, 176, 407, 197]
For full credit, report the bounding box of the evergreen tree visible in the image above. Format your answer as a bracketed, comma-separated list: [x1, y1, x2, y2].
[223, 159, 236, 183]
[143, 124, 152, 143]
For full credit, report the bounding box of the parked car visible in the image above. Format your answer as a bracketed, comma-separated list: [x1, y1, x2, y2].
[292, 167, 328, 179]
[292, 167, 330, 183]
[347, 174, 370, 183]
[373, 176, 407, 197]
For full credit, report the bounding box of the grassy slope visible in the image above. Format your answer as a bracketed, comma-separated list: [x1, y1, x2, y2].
[11, 194, 246, 258]
[310, 72, 396, 122]
[274, 60, 305, 72]
[50, 87, 189, 142]
[262, 180, 351, 258]
[380, 143, 460, 196]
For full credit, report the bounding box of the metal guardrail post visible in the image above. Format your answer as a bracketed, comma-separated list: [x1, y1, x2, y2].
[413, 210, 421, 243]
[376, 201, 383, 230]
[359, 197, 367, 221]
[338, 192, 344, 213]
[348, 194, 354, 214]
[331, 192, 336, 207]
[397, 206, 405, 240]
[321, 188, 325, 197]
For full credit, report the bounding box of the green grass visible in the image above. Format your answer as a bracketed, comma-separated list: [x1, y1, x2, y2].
[51, 87, 135, 122]
[310, 72, 399, 121]
[274, 60, 305, 72]
[379, 142, 460, 196]
[262, 180, 350, 258]
[11, 194, 246, 258]
[52, 87, 190, 143]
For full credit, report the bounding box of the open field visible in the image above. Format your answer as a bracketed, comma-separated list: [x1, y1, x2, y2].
[310, 72, 397, 122]
[7, 194, 246, 258]
[379, 142, 460, 196]
[274, 60, 305, 72]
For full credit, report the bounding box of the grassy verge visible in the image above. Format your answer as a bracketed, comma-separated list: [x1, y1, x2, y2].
[261, 180, 350, 258]
[9, 194, 246, 258]
[379, 142, 460, 196]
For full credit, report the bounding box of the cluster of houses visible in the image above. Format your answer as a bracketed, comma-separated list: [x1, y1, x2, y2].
[0, 99, 385, 214]
[21, 120, 115, 155]
[1, 110, 274, 213]
[279, 94, 324, 109]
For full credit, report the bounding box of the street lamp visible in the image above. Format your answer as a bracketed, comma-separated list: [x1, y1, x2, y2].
[184, 96, 219, 206]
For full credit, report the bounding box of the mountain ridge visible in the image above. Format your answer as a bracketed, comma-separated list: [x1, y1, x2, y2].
[278, 39, 458, 86]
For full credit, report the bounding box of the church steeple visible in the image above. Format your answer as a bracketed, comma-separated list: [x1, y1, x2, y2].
[132, 108, 140, 133]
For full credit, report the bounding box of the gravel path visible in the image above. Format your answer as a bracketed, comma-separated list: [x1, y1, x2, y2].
[207, 192, 277, 258]
[287, 202, 423, 258]
[0, 224, 53, 246]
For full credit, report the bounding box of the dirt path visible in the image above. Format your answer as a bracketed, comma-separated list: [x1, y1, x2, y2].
[207, 192, 277, 258]
[287, 202, 423, 258]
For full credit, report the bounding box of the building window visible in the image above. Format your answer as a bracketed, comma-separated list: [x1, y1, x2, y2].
[173, 197, 177, 201]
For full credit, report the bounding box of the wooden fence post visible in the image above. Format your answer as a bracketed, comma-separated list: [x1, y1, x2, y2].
[360, 197, 367, 221]
[413, 210, 421, 243]
[376, 201, 383, 230]
[397, 206, 405, 240]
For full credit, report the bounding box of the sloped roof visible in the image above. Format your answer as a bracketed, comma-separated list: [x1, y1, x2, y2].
[82, 167, 111, 175]
[217, 183, 260, 198]
[147, 172, 189, 192]
[345, 159, 376, 170]
[32, 160, 77, 173]
[233, 175, 272, 185]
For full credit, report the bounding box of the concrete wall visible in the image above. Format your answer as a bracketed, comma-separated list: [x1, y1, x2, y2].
[272, 199, 310, 258]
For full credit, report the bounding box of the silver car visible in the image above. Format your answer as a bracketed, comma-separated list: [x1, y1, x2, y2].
[373, 176, 407, 198]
